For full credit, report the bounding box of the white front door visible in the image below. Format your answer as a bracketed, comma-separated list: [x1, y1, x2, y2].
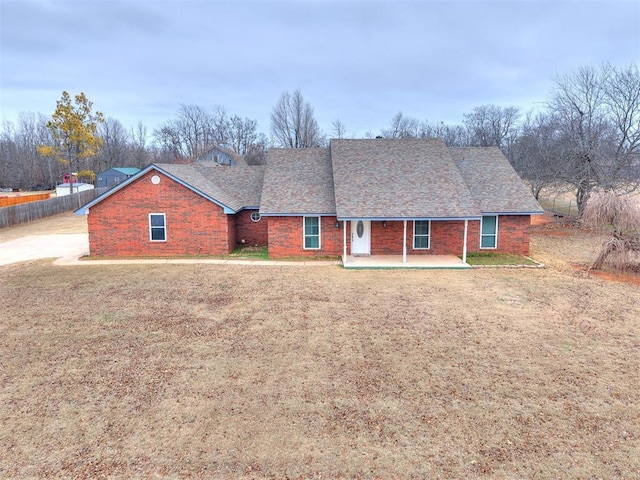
[351, 220, 371, 256]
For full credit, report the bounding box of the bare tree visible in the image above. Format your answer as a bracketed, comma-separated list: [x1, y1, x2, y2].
[582, 190, 640, 271]
[130, 121, 151, 168]
[0, 120, 18, 188]
[154, 104, 265, 161]
[511, 112, 562, 199]
[548, 63, 640, 215]
[418, 120, 470, 147]
[0, 114, 57, 189]
[244, 133, 269, 165]
[228, 115, 259, 156]
[463, 105, 521, 152]
[331, 119, 347, 139]
[381, 111, 420, 138]
[602, 63, 640, 187]
[154, 104, 216, 160]
[97, 117, 130, 170]
[270, 89, 324, 148]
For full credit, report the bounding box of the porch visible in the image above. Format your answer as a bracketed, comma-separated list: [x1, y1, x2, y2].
[342, 254, 471, 269]
[341, 218, 474, 268]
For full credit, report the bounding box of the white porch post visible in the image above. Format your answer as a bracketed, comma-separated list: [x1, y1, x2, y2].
[462, 219, 468, 263]
[343, 220, 347, 261]
[403, 220, 407, 263]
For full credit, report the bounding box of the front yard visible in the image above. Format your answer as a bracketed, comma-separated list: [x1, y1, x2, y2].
[0, 213, 638, 478]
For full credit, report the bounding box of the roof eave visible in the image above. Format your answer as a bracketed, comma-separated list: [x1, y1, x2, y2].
[74, 164, 240, 215]
[259, 212, 337, 217]
[336, 216, 483, 221]
[482, 210, 546, 216]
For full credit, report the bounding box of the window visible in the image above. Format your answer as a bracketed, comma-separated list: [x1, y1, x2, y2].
[303, 216, 320, 249]
[413, 220, 430, 249]
[480, 215, 498, 249]
[250, 211, 261, 222]
[149, 213, 166, 241]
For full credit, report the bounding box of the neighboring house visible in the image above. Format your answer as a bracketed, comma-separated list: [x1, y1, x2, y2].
[56, 182, 94, 197]
[97, 167, 141, 189]
[194, 145, 247, 166]
[77, 138, 543, 264]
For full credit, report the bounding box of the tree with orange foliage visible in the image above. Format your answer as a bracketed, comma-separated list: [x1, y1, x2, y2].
[37, 91, 103, 194]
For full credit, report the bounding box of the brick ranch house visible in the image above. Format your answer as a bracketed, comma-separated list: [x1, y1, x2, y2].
[77, 138, 543, 265]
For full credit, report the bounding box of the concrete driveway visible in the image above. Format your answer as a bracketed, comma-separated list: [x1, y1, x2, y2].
[0, 234, 89, 266]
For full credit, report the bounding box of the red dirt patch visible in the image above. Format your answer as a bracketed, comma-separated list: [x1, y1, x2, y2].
[530, 213, 577, 237]
[530, 213, 555, 226]
[573, 264, 640, 287]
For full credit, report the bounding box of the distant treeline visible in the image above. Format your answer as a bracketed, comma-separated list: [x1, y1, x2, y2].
[1, 63, 637, 217]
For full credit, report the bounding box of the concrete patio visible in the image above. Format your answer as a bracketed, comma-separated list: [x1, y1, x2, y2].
[342, 254, 471, 269]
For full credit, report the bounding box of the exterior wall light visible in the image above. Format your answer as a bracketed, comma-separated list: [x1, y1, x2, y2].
[383, 221, 387, 227]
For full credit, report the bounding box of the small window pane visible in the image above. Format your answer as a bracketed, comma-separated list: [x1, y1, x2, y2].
[414, 236, 429, 249]
[151, 228, 166, 241]
[415, 221, 430, 235]
[305, 236, 320, 249]
[481, 236, 495, 248]
[150, 215, 165, 227]
[481, 216, 496, 235]
[305, 217, 319, 235]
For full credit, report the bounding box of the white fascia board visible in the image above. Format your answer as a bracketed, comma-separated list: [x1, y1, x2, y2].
[75, 164, 239, 215]
[74, 164, 158, 214]
[259, 212, 337, 217]
[336, 216, 483, 221]
[152, 165, 237, 214]
[482, 211, 545, 216]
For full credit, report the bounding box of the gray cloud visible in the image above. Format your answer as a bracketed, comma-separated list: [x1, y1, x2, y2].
[1, 0, 638, 138]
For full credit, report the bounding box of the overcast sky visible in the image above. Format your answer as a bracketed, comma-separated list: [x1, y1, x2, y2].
[1, 0, 638, 139]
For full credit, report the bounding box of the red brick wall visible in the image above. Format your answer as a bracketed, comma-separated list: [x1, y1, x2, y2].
[235, 210, 268, 247]
[369, 216, 531, 256]
[88, 170, 235, 256]
[481, 215, 531, 256]
[267, 216, 344, 258]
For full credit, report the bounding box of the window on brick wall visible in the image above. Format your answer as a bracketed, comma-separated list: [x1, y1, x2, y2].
[413, 220, 430, 249]
[149, 213, 167, 241]
[303, 216, 320, 249]
[480, 215, 498, 249]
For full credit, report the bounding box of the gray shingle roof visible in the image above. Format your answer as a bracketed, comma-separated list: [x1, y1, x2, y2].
[450, 147, 544, 214]
[194, 164, 264, 208]
[260, 148, 336, 215]
[330, 138, 481, 219]
[157, 164, 264, 212]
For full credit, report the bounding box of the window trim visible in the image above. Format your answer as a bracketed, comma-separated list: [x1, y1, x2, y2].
[149, 213, 167, 242]
[412, 220, 431, 250]
[303, 216, 321, 250]
[480, 215, 498, 249]
[250, 211, 261, 223]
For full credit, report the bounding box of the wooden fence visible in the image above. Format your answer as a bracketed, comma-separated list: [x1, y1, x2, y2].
[0, 188, 107, 229]
[0, 192, 52, 208]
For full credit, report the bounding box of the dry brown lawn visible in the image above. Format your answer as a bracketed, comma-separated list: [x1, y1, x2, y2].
[0, 214, 639, 479]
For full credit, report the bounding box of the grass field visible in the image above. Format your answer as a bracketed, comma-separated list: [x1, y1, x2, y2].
[0, 213, 639, 478]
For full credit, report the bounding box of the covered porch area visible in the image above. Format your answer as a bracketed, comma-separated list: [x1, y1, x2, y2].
[342, 254, 470, 269]
[340, 218, 476, 269]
